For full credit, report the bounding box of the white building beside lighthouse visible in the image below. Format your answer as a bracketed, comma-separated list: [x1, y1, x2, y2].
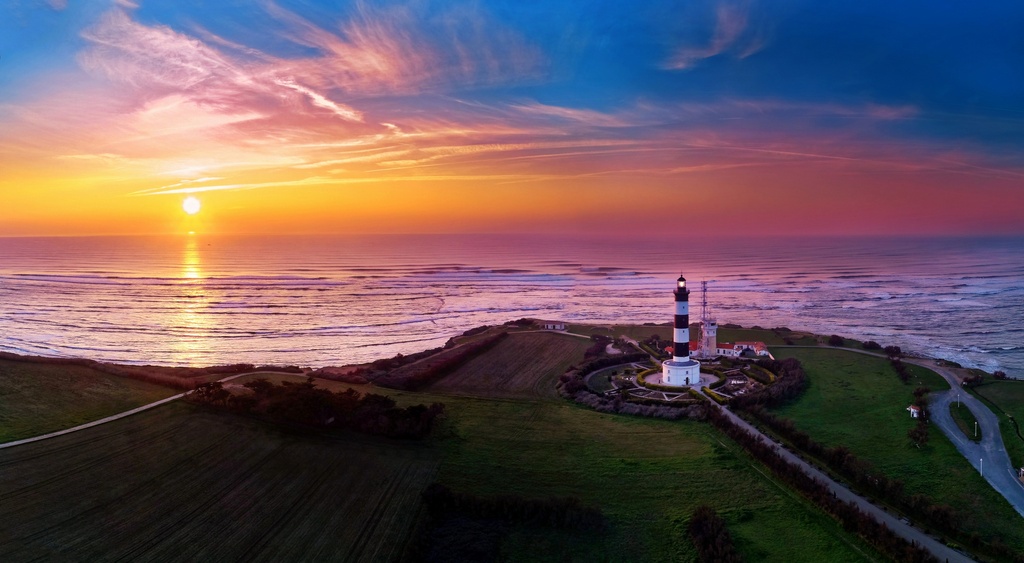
[663, 275, 701, 386]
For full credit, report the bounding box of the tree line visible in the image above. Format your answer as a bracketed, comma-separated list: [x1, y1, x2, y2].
[738, 390, 1021, 559]
[704, 406, 938, 562]
[728, 358, 808, 410]
[191, 378, 444, 439]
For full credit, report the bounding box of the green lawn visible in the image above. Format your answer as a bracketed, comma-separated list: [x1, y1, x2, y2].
[770, 348, 1023, 551]
[949, 402, 981, 442]
[0, 402, 439, 561]
[0, 359, 179, 442]
[968, 380, 1024, 469]
[0, 370, 883, 562]
[229, 365, 884, 560]
[429, 395, 882, 562]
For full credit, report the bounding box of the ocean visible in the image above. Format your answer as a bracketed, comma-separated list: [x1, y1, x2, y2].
[0, 234, 1021, 376]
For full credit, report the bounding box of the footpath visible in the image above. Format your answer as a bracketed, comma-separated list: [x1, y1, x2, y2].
[0, 371, 288, 450]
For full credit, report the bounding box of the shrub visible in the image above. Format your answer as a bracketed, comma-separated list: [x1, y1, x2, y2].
[688, 505, 742, 563]
[828, 334, 845, 347]
[190, 378, 445, 439]
[862, 341, 882, 350]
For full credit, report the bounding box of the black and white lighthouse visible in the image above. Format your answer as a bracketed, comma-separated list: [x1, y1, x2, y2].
[663, 275, 701, 386]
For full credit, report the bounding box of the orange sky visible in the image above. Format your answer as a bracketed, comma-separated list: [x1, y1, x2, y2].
[2, 1, 1022, 237]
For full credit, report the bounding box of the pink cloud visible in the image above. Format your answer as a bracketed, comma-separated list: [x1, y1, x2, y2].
[264, 2, 543, 95]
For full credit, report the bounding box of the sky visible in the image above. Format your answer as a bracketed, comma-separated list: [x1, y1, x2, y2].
[1, 0, 1023, 237]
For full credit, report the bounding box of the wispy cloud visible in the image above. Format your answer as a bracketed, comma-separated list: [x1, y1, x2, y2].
[510, 102, 629, 127]
[274, 80, 363, 122]
[664, 1, 767, 70]
[131, 173, 559, 196]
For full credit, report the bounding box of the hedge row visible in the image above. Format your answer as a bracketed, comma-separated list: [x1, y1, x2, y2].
[705, 407, 937, 563]
[376, 332, 509, 390]
[576, 353, 649, 378]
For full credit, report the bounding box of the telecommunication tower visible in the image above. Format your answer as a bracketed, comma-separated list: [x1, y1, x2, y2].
[699, 280, 718, 358]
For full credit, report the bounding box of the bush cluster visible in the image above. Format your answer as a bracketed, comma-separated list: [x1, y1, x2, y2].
[688, 505, 742, 563]
[892, 358, 911, 383]
[558, 367, 705, 420]
[191, 378, 444, 439]
[728, 358, 807, 410]
[565, 386, 705, 420]
[575, 353, 648, 378]
[744, 363, 776, 385]
[702, 387, 729, 405]
[585, 334, 613, 358]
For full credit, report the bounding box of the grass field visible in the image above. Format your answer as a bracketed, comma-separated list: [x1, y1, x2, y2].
[424, 332, 592, 399]
[0, 359, 179, 443]
[949, 402, 981, 442]
[0, 402, 438, 561]
[191, 350, 884, 561]
[968, 380, 1024, 469]
[428, 395, 882, 562]
[771, 348, 1024, 550]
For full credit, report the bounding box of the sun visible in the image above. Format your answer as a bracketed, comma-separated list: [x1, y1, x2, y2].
[182, 196, 201, 215]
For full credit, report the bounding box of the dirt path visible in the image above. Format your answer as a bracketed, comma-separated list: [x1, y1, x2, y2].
[0, 371, 298, 450]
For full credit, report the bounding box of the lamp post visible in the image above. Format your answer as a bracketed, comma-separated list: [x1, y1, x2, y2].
[957, 392, 960, 407]
[975, 421, 978, 438]
[981, 458, 984, 477]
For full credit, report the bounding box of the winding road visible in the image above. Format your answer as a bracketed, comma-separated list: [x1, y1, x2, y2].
[910, 359, 1024, 517]
[780, 345, 1024, 520]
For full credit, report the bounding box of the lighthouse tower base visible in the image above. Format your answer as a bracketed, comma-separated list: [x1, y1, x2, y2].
[662, 358, 701, 387]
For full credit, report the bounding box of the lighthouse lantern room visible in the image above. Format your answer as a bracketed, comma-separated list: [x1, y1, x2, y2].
[663, 275, 701, 386]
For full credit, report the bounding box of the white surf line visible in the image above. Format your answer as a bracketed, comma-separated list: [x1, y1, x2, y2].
[0, 371, 292, 450]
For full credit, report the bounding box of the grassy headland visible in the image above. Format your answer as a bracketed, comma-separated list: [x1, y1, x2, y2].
[770, 347, 1024, 552]
[949, 402, 982, 442]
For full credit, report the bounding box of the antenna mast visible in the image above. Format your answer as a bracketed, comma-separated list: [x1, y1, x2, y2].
[700, 280, 709, 326]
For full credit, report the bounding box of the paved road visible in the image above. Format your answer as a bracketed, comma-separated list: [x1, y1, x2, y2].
[708, 399, 973, 563]
[909, 359, 1024, 518]
[0, 370, 294, 450]
[779, 345, 1024, 519]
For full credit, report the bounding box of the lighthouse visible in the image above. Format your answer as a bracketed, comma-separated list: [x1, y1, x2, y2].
[663, 275, 701, 386]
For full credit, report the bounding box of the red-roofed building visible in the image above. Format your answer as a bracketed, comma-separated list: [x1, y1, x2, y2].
[715, 341, 770, 357]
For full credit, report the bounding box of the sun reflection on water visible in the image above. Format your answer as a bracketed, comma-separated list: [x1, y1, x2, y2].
[172, 235, 211, 366]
